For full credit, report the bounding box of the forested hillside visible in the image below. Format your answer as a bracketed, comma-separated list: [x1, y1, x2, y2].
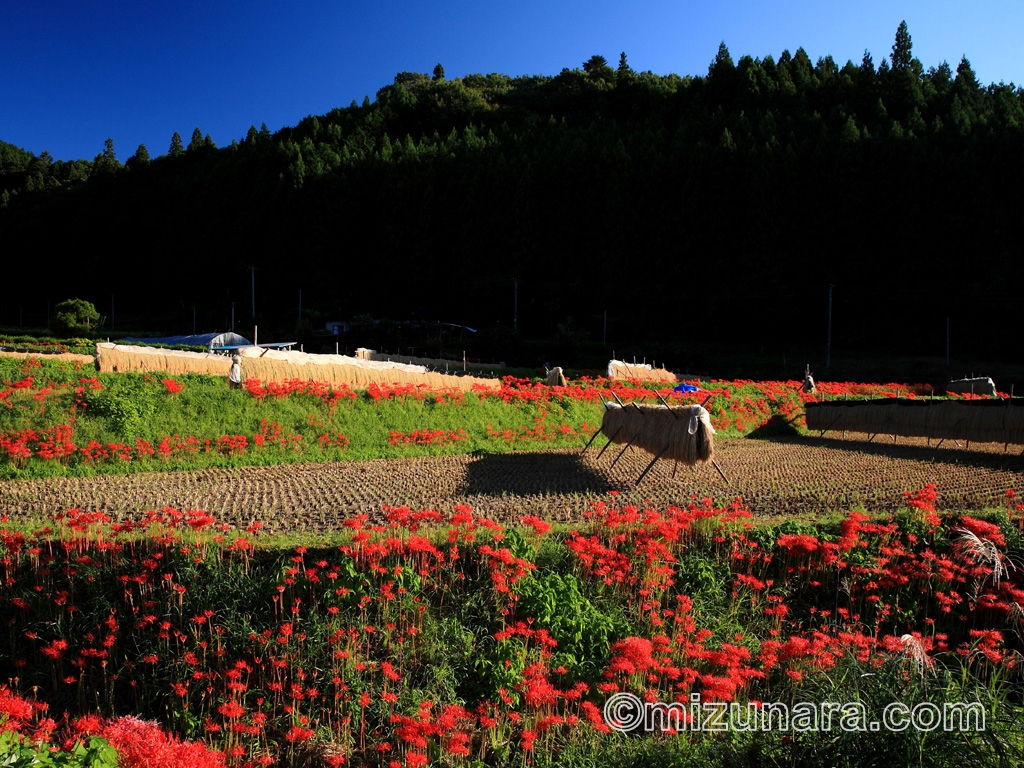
[3, 24, 1022, 365]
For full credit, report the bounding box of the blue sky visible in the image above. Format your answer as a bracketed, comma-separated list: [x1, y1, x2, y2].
[2, 0, 1021, 161]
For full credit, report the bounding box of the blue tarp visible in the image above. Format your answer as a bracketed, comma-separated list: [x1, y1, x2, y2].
[674, 383, 700, 393]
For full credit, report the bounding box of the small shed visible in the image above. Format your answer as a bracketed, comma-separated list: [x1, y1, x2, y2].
[946, 377, 997, 397]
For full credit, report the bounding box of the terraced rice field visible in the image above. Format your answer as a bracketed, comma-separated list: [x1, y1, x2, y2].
[1, 434, 1021, 531]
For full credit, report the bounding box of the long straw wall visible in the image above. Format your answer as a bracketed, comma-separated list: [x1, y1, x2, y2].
[96, 343, 232, 376]
[241, 358, 501, 391]
[95, 343, 501, 392]
[805, 399, 1024, 445]
[354, 348, 506, 372]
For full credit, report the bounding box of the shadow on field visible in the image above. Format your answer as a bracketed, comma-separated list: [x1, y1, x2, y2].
[745, 414, 803, 439]
[461, 451, 614, 497]
[807, 434, 1024, 471]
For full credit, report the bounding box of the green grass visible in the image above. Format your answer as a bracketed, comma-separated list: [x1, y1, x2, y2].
[0, 359, 606, 479]
[2, 355, 1003, 483]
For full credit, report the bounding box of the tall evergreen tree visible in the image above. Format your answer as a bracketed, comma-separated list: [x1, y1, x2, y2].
[169, 132, 185, 157]
[187, 128, 204, 153]
[616, 52, 635, 85]
[93, 138, 120, 176]
[710, 42, 735, 75]
[860, 49, 874, 74]
[954, 56, 979, 91]
[891, 21, 913, 70]
[126, 143, 150, 170]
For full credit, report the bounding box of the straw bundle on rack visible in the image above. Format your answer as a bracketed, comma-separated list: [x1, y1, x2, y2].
[599, 402, 715, 464]
[95, 343, 232, 376]
[546, 366, 567, 386]
[805, 399, 1024, 445]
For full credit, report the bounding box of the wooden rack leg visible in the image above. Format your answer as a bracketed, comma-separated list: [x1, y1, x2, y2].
[635, 444, 670, 486]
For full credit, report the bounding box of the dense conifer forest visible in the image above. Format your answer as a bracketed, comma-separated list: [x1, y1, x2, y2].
[3, 24, 1022, 369]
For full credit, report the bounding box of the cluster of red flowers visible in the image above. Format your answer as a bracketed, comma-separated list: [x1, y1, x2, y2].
[0, 461, 1020, 765]
[0, 423, 77, 464]
[365, 382, 465, 403]
[0, 338, 72, 354]
[480, 375, 923, 434]
[0, 421, 308, 465]
[243, 378, 356, 408]
[566, 489, 1024, 709]
[486, 413, 596, 446]
[0, 686, 225, 768]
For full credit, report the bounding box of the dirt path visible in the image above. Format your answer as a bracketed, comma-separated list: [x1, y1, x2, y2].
[1, 436, 1021, 533]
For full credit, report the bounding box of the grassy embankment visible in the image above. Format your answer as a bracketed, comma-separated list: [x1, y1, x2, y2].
[0, 356, 868, 481]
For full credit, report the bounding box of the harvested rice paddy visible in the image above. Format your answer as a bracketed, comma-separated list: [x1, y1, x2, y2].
[1, 434, 1020, 531]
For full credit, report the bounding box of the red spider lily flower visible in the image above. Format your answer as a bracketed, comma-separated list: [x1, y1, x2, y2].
[520, 515, 552, 536]
[217, 701, 246, 719]
[101, 716, 227, 768]
[73, 713, 104, 735]
[956, 516, 1006, 547]
[608, 636, 656, 676]
[0, 687, 34, 723]
[285, 726, 315, 742]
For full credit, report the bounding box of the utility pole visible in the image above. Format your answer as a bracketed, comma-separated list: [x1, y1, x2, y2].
[513, 277, 519, 334]
[825, 284, 833, 368]
[249, 265, 257, 321]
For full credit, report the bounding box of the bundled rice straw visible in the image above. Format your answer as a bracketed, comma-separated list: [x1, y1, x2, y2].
[94, 343, 501, 392]
[805, 399, 1024, 445]
[355, 348, 506, 372]
[546, 367, 567, 386]
[607, 359, 679, 383]
[599, 402, 715, 464]
[96, 343, 232, 376]
[236, 347, 500, 393]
